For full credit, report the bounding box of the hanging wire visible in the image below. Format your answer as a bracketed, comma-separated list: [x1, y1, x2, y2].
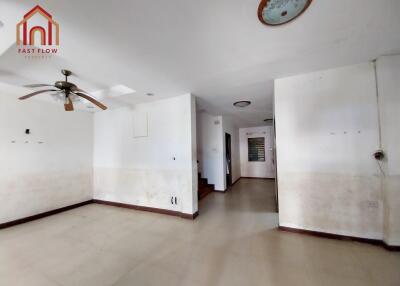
[373, 59, 383, 149]
[373, 59, 385, 178]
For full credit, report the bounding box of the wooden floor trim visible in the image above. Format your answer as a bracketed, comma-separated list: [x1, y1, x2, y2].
[279, 226, 400, 251]
[241, 177, 275, 180]
[383, 243, 400, 251]
[0, 198, 199, 229]
[231, 177, 241, 186]
[0, 200, 93, 229]
[93, 199, 199, 220]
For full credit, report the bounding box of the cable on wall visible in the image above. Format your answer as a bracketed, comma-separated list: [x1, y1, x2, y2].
[373, 59, 383, 149]
[373, 59, 385, 177]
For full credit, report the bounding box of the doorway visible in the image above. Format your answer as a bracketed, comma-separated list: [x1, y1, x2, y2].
[225, 133, 232, 188]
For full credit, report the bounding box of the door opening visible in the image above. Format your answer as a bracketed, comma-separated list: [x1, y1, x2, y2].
[225, 133, 232, 188]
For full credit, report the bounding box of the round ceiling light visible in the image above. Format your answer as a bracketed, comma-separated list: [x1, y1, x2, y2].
[146, 93, 154, 96]
[233, 101, 251, 108]
[0, 20, 4, 28]
[258, 0, 312, 26]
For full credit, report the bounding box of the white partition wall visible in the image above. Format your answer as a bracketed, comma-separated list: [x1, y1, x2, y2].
[93, 93, 198, 216]
[275, 63, 383, 239]
[377, 55, 400, 246]
[0, 87, 93, 224]
[275, 58, 400, 246]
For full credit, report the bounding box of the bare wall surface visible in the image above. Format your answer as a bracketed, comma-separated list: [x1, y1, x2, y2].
[196, 112, 224, 191]
[275, 63, 383, 239]
[93, 94, 197, 215]
[240, 126, 275, 179]
[377, 55, 400, 246]
[0, 92, 93, 223]
[196, 112, 241, 191]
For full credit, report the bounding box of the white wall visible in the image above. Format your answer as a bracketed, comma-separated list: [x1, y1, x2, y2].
[196, 112, 241, 191]
[93, 94, 197, 215]
[240, 126, 275, 179]
[275, 63, 383, 240]
[377, 55, 400, 246]
[189, 95, 198, 213]
[196, 112, 224, 191]
[222, 116, 241, 185]
[0, 91, 93, 223]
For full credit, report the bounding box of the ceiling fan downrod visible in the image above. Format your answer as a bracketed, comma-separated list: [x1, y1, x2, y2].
[61, 69, 72, 82]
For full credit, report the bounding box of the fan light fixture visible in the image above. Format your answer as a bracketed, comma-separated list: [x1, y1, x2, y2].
[20, 69, 107, 111]
[258, 0, 312, 26]
[233, 101, 251, 108]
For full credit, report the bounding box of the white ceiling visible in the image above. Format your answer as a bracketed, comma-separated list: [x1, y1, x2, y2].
[1, 0, 400, 127]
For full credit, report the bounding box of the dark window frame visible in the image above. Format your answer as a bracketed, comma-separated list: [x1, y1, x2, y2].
[248, 137, 265, 162]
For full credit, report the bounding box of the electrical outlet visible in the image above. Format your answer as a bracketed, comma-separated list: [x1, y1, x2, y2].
[367, 201, 379, 208]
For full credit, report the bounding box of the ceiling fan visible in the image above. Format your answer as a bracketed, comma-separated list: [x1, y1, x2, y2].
[20, 69, 107, 111]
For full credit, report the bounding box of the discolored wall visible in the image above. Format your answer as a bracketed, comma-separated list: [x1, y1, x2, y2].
[377, 55, 400, 246]
[93, 94, 198, 215]
[275, 63, 384, 239]
[0, 87, 93, 224]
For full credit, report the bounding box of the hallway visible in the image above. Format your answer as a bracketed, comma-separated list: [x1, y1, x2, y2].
[198, 178, 277, 224]
[1, 179, 399, 286]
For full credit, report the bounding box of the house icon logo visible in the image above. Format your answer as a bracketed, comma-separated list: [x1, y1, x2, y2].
[16, 5, 60, 56]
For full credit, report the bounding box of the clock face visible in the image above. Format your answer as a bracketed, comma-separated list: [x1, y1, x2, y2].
[258, 0, 312, 26]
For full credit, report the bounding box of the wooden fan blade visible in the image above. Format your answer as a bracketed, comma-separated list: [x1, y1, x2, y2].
[64, 97, 74, 111]
[73, 92, 107, 110]
[24, 84, 54, 88]
[19, 89, 58, 100]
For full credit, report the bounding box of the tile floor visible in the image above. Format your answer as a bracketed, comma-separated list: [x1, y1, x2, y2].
[0, 179, 399, 286]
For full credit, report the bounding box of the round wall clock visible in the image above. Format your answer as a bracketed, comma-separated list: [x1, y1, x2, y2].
[258, 0, 313, 26]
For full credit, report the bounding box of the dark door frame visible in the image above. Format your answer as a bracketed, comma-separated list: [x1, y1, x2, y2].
[225, 132, 232, 188]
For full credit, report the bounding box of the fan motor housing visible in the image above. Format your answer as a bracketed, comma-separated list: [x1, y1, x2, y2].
[55, 81, 77, 90]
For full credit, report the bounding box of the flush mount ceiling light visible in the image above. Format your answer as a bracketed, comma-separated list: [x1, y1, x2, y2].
[258, 0, 312, 26]
[0, 20, 4, 28]
[146, 93, 154, 96]
[233, 101, 251, 108]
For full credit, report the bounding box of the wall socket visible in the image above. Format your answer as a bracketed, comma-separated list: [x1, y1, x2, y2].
[367, 200, 379, 208]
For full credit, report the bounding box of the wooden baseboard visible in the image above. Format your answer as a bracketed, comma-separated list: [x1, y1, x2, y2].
[0, 198, 199, 229]
[213, 178, 241, 194]
[182, 211, 199, 220]
[231, 177, 241, 186]
[383, 242, 400, 251]
[93, 199, 198, 220]
[0, 200, 93, 229]
[279, 226, 399, 251]
[241, 177, 275, 180]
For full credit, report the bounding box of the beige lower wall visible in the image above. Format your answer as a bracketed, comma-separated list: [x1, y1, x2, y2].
[275, 63, 385, 241]
[278, 172, 383, 239]
[383, 175, 400, 245]
[0, 170, 92, 223]
[93, 94, 197, 215]
[0, 88, 94, 224]
[93, 168, 194, 215]
[378, 56, 400, 246]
